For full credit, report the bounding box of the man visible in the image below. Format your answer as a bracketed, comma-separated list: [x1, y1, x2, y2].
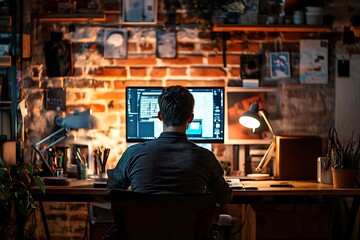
[107, 85, 232, 206]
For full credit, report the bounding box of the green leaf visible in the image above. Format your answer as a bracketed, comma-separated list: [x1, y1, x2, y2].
[0, 168, 8, 178]
[33, 175, 45, 194]
[23, 162, 34, 175]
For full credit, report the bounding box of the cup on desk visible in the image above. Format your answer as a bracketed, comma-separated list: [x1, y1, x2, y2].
[317, 157, 333, 184]
[77, 163, 87, 180]
[55, 168, 63, 178]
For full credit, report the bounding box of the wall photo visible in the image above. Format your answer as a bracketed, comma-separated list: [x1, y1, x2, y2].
[156, 28, 177, 59]
[299, 39, 328, 84]
[104, 28, 127, 59]
[269, 52, 291, 79]
[122, 0, 157, 23]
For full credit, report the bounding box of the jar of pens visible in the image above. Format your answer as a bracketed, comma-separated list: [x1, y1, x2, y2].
[72, 147, 88, 180]
[94, 147, 110, 180]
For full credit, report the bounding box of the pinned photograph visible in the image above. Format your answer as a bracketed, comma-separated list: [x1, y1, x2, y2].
[240, 54, 262, 79]
[104, 28, 127, 59]
[299, 39, 328, 84]
[122, 0, 157, 24]
[156, 28, 177, 59]
[269, 52, 291, 79]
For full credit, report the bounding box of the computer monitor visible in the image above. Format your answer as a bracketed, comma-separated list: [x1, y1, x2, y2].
[126, 86, 225, 143]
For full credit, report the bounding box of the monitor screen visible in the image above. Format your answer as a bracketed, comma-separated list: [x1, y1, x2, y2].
[126, 86, 225, 143]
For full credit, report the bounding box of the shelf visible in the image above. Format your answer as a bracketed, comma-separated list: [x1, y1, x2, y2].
[0, 101, 11, 110]
[38, 13, 106, 22]
[213, 24, 334, 33]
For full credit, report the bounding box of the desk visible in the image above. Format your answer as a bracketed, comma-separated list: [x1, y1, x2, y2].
[32, 179, 360, 239]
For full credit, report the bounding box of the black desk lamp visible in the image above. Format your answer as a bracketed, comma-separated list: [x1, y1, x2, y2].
[32, 109, 97, 176]
[239, 102, 276, 174]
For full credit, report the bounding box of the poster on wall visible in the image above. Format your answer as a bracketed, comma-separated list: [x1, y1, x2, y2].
[122, 0, 157, 23]
[104, 28, 127, 59]
[299, 39, 328, 84]
[156, 28, 177, 59]
[269, 52, 291, 79]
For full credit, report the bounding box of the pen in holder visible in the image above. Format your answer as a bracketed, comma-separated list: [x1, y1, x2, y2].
[73, 149, 87, 180]
[94, 147, 110, 179]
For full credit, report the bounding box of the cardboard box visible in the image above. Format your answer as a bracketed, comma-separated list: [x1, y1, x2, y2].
[274, 135, 323, 180]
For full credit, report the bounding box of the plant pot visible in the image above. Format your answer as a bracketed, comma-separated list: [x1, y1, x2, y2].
[331, 167, 359, 188]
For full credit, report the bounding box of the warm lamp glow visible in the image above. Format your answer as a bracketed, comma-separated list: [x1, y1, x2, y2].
[239, 116, 260, 130]
[239, 102, 276, 174]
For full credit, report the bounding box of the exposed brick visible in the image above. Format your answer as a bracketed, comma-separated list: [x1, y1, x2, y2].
[229, 67, 241, 78]
[246, 32, 267, 41]
[113, 80, 163, 89]
[91, 91, 125, 101]
[130, 67, 147, 77]
[113, 56, 157, 66]
[139, 42, 155, 53]
[66, 104, 106, 113]
[208, 54, 223, 65]
[73, 68, 83, 76]
[150, 67, 167, 77]
[178, 42, 195, 52]
[190, 67, 226, 77]
[166, 79, 225, 87]
[91, 67, 127, 77]
[169, 67, 187, 76]
[208, 53, 240, 66]
[128, 42, 137, 52]
[161, 55, 203, 65]
[227, 42, 261, 53]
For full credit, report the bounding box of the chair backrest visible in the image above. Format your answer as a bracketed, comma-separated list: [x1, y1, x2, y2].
[109, 189, 216, 240]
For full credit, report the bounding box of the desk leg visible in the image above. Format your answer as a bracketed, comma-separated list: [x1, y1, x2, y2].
[344, 196, 360, 240]
[39, 201, 51, 240]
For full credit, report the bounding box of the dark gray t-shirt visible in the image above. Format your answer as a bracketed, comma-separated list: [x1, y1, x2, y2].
[107, 132, 233, 205]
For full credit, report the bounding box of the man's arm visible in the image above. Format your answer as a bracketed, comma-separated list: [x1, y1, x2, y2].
[106, 150, 132, 192]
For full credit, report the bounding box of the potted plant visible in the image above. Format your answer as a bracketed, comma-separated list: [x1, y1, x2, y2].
[327, 127, 360, 188]
[0, 162, 45, 239]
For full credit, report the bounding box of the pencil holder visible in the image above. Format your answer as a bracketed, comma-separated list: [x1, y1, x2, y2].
[77, 163, 87, 180]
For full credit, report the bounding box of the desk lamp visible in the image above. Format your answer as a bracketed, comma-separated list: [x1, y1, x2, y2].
[32, 109, 97, 176]
[239, 102, 276, 175]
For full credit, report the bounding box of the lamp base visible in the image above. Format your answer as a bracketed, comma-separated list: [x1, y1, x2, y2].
[247, 173, 271, 180]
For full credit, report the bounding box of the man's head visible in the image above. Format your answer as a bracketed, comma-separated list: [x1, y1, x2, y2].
[158, 85, 194, 130]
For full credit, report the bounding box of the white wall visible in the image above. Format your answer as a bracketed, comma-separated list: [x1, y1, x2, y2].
[335, 54, 360, 141]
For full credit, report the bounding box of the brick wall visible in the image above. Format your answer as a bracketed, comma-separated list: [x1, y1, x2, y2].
[22, 0, 358, 239]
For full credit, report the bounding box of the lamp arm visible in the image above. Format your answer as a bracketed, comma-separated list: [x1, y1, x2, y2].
[32, 127, 69, 176]
[255, 141, 275, 173]
[258, 110, 276, 135]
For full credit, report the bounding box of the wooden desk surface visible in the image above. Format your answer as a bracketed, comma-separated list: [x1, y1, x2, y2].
[32, 179, 360, 203]
[233, 180, 360, 196]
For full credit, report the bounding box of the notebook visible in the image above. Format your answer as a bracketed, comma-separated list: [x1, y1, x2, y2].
[226, 178, 243, 189]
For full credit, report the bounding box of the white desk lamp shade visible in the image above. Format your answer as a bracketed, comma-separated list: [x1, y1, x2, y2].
[238, 102, 276, 175]
[239, 116, 260, 129]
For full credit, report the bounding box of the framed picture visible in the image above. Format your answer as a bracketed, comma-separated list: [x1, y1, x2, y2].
[104, 28, 127, 59]
[269, 52, 291, 79]
[122, 0, 157, 24]
[299, 39, 328, 84]
[240, 54, 262, 79]
[225, 87, 281, 144]
[156, 28, 177, 59]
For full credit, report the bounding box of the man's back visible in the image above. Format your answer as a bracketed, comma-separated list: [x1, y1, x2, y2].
[107, 132, 232, 205]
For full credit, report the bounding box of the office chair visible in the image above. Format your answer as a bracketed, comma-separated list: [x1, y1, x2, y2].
[102, 189, 233, 240]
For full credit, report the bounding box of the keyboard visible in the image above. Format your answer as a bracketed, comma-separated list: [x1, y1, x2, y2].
[226, 178, 243, 189]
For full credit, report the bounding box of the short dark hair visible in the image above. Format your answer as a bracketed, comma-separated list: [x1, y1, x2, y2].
[158, 85, 194, 126]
